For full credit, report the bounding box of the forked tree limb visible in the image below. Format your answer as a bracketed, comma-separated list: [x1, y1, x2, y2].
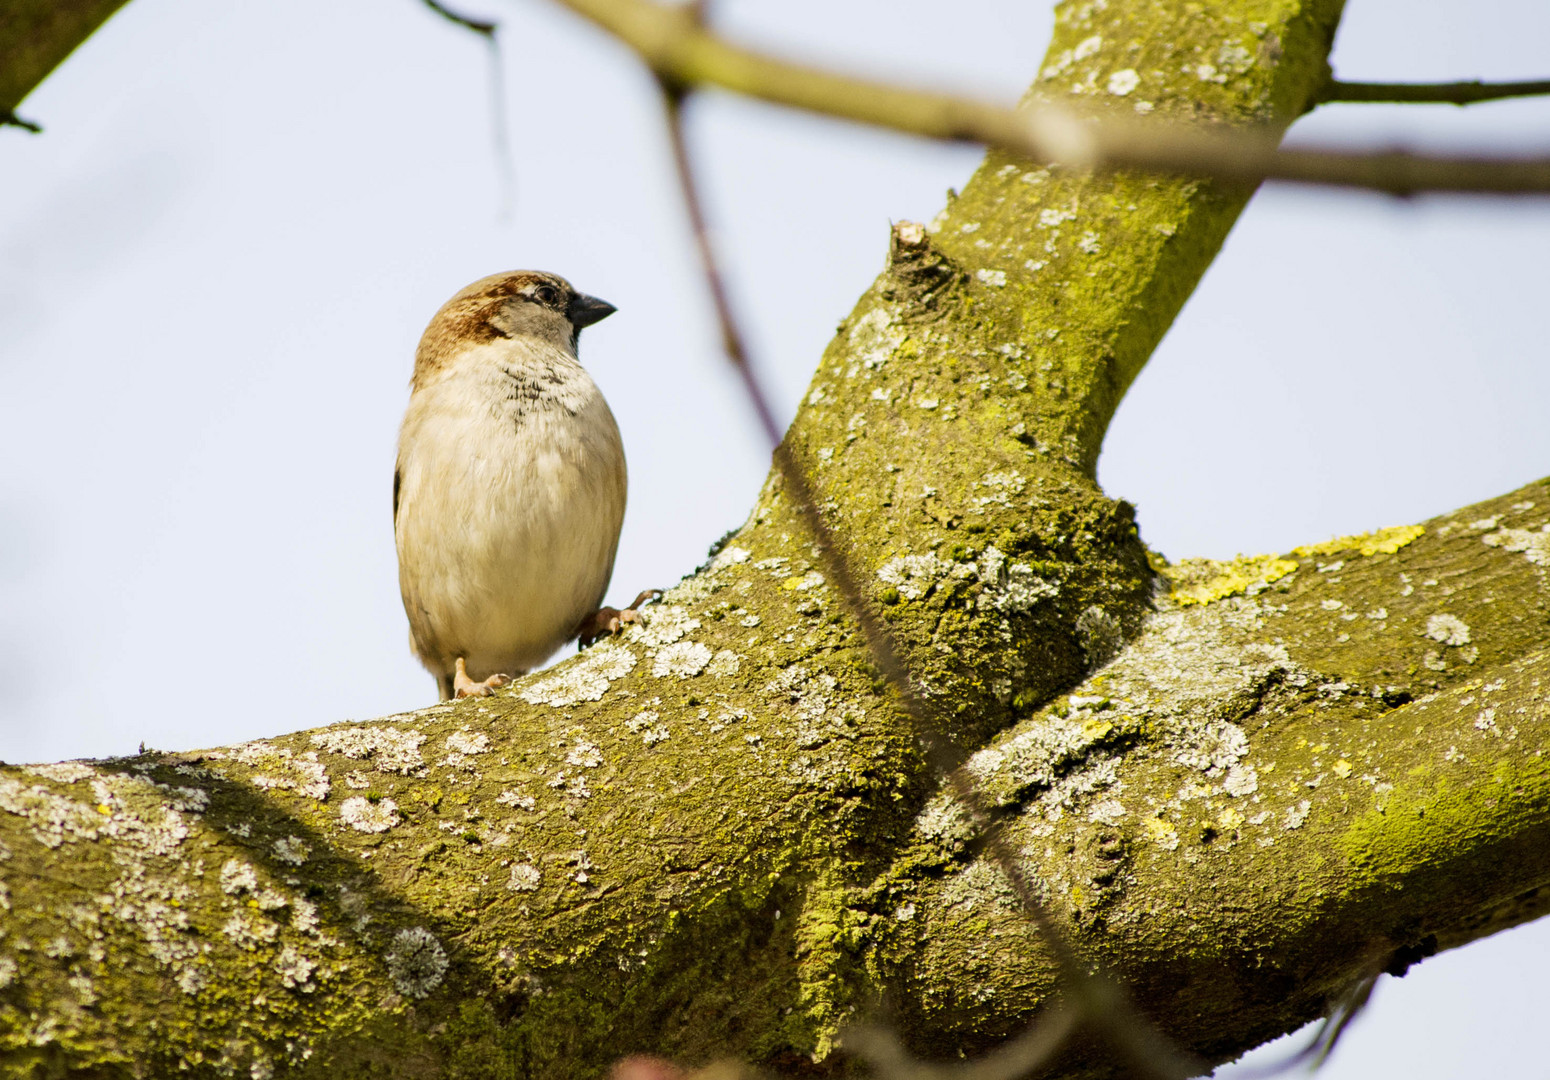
[4, 1, 1550, 1078]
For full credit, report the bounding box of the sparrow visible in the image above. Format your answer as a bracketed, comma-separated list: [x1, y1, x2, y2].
[394, 270, 652, 700]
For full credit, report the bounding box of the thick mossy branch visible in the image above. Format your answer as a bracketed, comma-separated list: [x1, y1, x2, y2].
[0, 0, 130, 116]
[11, 2, 1546, 1079]
[884, 478, 1550, 1076]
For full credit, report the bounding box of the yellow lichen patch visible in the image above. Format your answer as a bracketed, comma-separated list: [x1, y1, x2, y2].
[1159, 554, 1298, 606]
[1292, 524, 1424, 559]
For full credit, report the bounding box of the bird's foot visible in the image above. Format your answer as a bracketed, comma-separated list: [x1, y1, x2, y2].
[577, 589, 662, 648]
[453, 657, 510, 699]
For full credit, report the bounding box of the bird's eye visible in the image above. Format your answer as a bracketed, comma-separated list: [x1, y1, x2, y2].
[532, 285, 560, 306]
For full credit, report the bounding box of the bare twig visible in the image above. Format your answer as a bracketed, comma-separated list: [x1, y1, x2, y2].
[547, 0, 1550, 196]
[1219, 974, 1379, 1079]
[419, 0, 515, 215]
[843, 1007, 1078, 1080]
[1, 109, 42, 134]
[658, 81, 1204, 1080]
[1322, 77, 1550, 106]
[421, 0, 497, 36]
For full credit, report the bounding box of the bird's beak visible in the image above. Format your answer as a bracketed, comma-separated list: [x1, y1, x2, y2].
[568, 292, 617, 329]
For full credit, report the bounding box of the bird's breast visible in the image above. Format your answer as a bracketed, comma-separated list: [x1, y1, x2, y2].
[394, 348, 627, 673]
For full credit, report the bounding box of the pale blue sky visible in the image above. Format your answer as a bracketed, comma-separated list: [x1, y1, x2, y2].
[2, 0, 1547, 1074]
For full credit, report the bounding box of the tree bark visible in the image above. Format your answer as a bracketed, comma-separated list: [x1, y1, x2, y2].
[6, 1, 1549, 1078]
[0, 0, 130, 120]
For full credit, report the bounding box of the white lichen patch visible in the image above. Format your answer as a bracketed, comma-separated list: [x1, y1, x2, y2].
[310, 726, 426, 775]
[1087, 798, 1126, 824]
[1283, 800, 1312, 830]
[1107, 68, 1140, 95]
[653, 641, 713, 678]
[1222, 764, 1259, 797]
[975, 268, 1007, 287]
[877, 553, 947, 600]
[520, 643, 637, 706]
[21, 762, 97, 784]
[709, 545, 751, 572]
[940, 594, 1340, 862]
[339, 796, 399, 833]
[1425, 614, 1472, 647]
[940, 859, 1022, 915]
[764, 666, 858, 750]
[446, 730, 491, 756]
[564, 740, 603, 768]
[977, 546, 1059, 614]
[223, 911, 278, 950]
[221, 859, 260, 895]
[846, 306, 905, 373]
[1483, 524, 1550, 566]
[708, 650, 742, 677]
[0, 775, 105, 848]
[234, 743, 332, 800]
[1172, 720, 1249, 775]
[508, 863, 541, 892]
[917, 796, 976, 852]
[272, 836, 310, 866]
[495, 789, 536, 811]
[632, 605, 701, 648]
[384, 927, 447, 999]
[963, 712, 1102, 806]
[275, 945, 316, 992]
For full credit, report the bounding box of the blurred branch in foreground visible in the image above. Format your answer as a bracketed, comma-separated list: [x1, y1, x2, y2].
[657, 55, 1203, 1080]
[546, 0, 1550, 196]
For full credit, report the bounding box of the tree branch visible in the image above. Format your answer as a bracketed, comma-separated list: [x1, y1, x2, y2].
[0, 0, 131, 117]
[1322, 77, 1550, 106]
[542, 0, 1550, 196]
[12, 2, 1550, 1077]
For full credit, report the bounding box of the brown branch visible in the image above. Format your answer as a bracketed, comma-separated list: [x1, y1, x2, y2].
[657, 82, 1203, 1080]
[1323, 77, 1550, 106]
[545, 0, 1550, 196]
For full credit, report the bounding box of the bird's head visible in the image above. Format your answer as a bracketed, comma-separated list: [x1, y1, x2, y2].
[413, 270, 616, 386]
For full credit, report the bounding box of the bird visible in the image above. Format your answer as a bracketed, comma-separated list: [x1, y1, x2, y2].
[394, 270, 653, 700]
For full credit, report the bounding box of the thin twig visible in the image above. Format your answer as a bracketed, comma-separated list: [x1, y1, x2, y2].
[420, 0, 515, 215]
[421, 0, 497, 35]
[548, 0, 1550, 196]
[658, 82, 1204, 1080]
[1322, 77, 1550, 106]
[843, 1006, 1078, 1080]
[1, 110, 42, 134]
[1220, 974, 1379, 1079]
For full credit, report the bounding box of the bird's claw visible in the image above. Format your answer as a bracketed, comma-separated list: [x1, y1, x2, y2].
[577, 589, 662, 648]
[453, 657, 510, 699]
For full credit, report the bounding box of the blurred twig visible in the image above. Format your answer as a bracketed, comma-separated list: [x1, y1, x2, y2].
[548, 0, 1550, 196]
[657, 76, 1204, 1080]
[420, 0, 515, 215]
[843, 1007, 1078, 1080]
[1322, 77, 1550, 106]
[1221, 974, 1379, 1079]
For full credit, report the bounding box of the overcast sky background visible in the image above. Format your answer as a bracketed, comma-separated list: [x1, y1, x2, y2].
[2, 0, 1548, 1073]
